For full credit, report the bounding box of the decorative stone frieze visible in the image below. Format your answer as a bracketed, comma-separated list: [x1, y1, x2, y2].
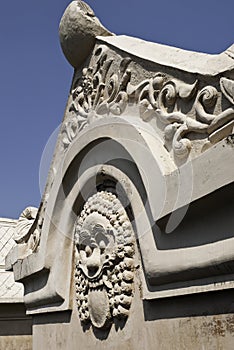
[61, 42, 234, 161]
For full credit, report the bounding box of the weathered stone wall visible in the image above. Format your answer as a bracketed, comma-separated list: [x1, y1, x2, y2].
[0, 336, 32, 350]
[32, 282, 234, 350]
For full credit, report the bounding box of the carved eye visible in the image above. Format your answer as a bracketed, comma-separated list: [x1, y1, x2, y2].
[96, 232, 109, 253]
[85, 245, 92, 257]
[99, 240, 106, 252]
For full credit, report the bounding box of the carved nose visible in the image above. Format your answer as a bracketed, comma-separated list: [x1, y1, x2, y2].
[87, 247, 101, 276]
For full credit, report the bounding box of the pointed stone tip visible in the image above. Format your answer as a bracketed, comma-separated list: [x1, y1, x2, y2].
[59, 1, 113, 69]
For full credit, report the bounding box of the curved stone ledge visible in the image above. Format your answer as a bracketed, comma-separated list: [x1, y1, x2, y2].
[98, 36, 234, 76]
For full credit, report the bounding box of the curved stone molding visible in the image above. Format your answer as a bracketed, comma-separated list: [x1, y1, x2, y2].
[74, 191, 135, 328]
[61, 42, 234, 160]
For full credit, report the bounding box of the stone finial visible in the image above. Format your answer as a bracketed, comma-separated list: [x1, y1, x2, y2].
[59, 1, 113, 68]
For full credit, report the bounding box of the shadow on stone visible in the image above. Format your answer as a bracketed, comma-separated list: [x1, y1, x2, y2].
[143, 289, 234, 321]
[33, 311, 72, 325]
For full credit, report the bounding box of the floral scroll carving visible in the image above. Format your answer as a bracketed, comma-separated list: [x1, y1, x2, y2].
[62, 45, 234, 159]
[62, 46, 131, 149]
[74, 191, 135, 329]
[133, 77, 234, 157]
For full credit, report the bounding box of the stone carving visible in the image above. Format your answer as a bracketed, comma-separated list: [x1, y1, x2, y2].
[220, 77, 234, 104]
[136, 77, 234, 157]
[62, 45, 234, 159]
[13, 205, 46, 255]
[59, 1, 112, 68]
[62, 45, 131, 148]
[14, 207, 40, 253]
[74, 191, 135, 329]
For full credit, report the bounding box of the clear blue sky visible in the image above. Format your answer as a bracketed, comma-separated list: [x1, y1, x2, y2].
[0, 0, 233, 218]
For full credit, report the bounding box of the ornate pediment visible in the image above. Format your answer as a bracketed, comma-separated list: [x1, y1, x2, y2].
[7, 1, 234, 334]
[61, 38, 234, 164]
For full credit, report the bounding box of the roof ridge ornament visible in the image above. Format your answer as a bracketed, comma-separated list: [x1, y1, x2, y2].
[59, 1, 113, 68]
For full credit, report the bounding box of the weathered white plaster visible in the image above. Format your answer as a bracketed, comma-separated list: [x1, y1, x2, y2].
[98, 35, 234, 76]
[6, 1, 234, 347]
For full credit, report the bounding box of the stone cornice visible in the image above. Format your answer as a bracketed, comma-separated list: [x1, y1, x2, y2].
[98, 36, 234, 76]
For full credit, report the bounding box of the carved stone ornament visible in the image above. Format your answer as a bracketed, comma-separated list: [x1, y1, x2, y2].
[62, 44, 234, 160]
[13, 207, 41, 254]
[74, 191, 135, 329]
[59, 1, 112, 68]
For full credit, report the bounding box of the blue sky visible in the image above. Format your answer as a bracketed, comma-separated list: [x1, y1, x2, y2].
[0, 0, 233, 218]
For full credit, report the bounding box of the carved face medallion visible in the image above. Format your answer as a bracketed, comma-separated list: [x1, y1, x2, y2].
[74, 191, 135, 329]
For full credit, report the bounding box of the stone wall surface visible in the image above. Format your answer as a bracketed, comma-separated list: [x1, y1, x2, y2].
[32, 278, 234, 350]
[0, 336, 32, 350]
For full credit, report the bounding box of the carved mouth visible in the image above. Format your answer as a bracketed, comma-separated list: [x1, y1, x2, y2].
[86, 267, 102, 280]
[79, 260, 112, 282]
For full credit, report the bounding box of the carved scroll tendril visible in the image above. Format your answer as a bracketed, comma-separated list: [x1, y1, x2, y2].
[63, 45, 234, 158]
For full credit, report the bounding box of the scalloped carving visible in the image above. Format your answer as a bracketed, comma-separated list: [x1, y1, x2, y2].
[74, 191, 135, 329]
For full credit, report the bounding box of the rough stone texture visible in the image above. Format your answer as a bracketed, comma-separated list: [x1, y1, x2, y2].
[0, 336, 32, 350]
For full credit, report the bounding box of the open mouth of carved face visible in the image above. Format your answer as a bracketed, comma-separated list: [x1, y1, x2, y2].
[76, 212, 116, 281]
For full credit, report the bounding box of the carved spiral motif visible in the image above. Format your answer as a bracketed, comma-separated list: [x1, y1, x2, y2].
[198, 86, 218, 108]
[74, 191, 135, 329]
[159, 83, 177, 110]
[62, 43, 234, 160]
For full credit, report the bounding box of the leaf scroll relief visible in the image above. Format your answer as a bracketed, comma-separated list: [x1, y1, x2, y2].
[62, 45, 131, 149]
[74, 191, 135, 329]
[62, 44, 234, 158]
